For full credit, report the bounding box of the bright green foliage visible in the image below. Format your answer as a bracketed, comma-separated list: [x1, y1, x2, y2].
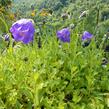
[0, 19, 108, 108]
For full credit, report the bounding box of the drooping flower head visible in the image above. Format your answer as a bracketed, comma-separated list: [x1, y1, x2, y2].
[10, 19, 35, 44]
[56, 28, 70, 43]
[4, 34, 10, 41]
[82, 31, 93, 41]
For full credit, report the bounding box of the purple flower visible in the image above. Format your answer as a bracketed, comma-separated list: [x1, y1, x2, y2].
[82, 31, 93, 41]
[2, 34, 10, 41]
[10, 19, 35, 44]
[56, 28, 70, 43]
[5, 34, 10, 41]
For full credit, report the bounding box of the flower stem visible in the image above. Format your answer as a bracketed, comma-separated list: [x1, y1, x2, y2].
[0, 15, 9, 33]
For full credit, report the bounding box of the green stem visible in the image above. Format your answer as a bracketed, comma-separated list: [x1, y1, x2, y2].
[0, 15, 9, 33]
[0, 14, 13, 51]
